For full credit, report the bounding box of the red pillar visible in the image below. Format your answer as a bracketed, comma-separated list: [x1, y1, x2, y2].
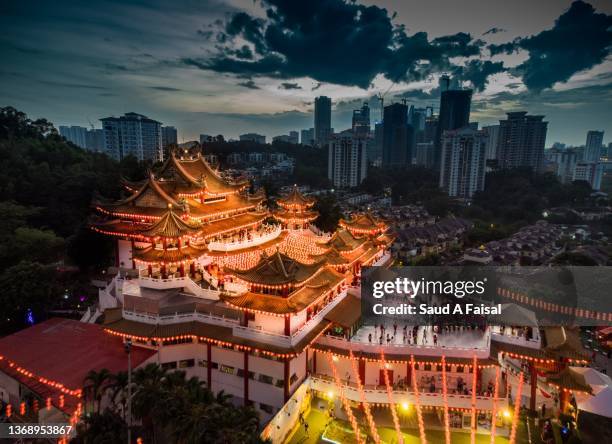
[359, 358, 366, 385]
[244, 351, 249, 406]
[179, 263, 185, 277]
[530, 363, 537, 412]
[207, 343, 212, 391]
[284, 315, 291, 336]
[407, 360, 412, 387]
[284, 359, 291, 402]
[313, 350, 317, 374]
[305, 349, 309, 375]
[130, 240, 136, 269]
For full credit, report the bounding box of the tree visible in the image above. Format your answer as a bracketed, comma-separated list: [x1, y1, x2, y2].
[83, 369, 112, 414]
[313, 192, 343, 233]
[71, 409, 128, 444]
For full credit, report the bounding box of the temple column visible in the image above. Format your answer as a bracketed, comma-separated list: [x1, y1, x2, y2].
[243, 351, 249, 406]
[530, 363, 537, 412]
[161, 264, 167, 279]
[179, 263, 185, 277]
[407, 360, 412, 387]
[130, 240, 136, 269]
[189, 262, 195, 277]
[147, 265, 153, 277]
[284, 315, 291, 336]
[359, 358, 366, 385]
[207, 343, 212, 390]
[313, 350, 317, 374]
[284, 358, 291, 402]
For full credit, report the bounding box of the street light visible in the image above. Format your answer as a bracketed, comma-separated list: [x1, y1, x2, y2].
[125, 337, 133, 444]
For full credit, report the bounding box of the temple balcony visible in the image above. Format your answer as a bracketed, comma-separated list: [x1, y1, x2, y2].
[490, 325, 541, 349]
[207, 224, 282, 252]
[319, 326, 492, 359]
[308, 374, 509, 411]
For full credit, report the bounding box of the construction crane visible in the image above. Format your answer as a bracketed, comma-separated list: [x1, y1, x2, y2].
[376, 81, 397, 122]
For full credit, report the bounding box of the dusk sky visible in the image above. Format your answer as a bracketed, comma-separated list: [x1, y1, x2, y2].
[1, 0, 611, 145]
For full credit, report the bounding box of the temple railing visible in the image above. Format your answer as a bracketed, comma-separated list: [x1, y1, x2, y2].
[317, 330, 491, 359]
[308, 375, 508, 411]
[290, 289, 347, 346]
[371, 251, 391, 267]
[123, 308, 239, 328]
[207, 225, 282, 252]
[490, 328, 541, 349]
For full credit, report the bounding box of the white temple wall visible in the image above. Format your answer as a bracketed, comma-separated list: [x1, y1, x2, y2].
[250, 313, 285, 335]
[117, 239, 133, 268]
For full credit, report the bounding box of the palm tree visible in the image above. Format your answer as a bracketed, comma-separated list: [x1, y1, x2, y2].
[131, 363, 167, 444]
[83, 368, 112, 414]
[106, 371, 128, 419]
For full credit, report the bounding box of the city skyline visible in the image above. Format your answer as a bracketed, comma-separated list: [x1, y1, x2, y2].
[1, 0, 611, 144]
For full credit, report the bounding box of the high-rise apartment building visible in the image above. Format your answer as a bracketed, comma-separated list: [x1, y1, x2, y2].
[415, 142, 435, 168]
[314, 96, 332, 146]
[86, 129, 105, 152]
[101, 113, 163, 162]
[434, 89, 472, 170]
[382, 103, 414, 168]
[573, 161, 603, 190]
[161, 126, 178, 148]
[439, 127, 487, 199]
[59, 125, 88, 148]
[585, 130, 604, 162]
[497, 112, 547, 172]
[546, 148, 578, 184]
[300, 128, 314, 146]
[240, 133, 266, 144]
[482, 125, 500, 160]
[327, 130, 367, 188]
[351, 102, 370, 136]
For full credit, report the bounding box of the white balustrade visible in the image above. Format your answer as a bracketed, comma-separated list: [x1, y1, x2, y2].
[290, 290, 347, 346]
[317, 330, 491, 359]
[123, 309, 240, 328]
[207, 225, 282, 252]
[491, 329, 541, 349]
[309, 375, 507, 411]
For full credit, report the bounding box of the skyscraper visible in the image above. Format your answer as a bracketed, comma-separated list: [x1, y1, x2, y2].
[351, 102, 370, 136]
[300, 128, 314, 146]
[239, 133, 266, 144]
[328, 130, 368, 188]
[314, 96, 332, 146]
[101, 112, 163, 162]
[439, 127, 487, 199]
[59, 125, 88, 148]
[161, 126, 178, 148]
[482, 125, 500, 160]
[497, 112, 548, 172]
[382, 102, 414, 168]
[585, 130, 604, 162]
[434, 89, 472, 170]
[86, 128, 105, 152]
[573, 161, 603, 190]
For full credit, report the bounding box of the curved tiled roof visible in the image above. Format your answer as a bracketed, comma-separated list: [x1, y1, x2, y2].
[178, 153, 246, 195]
[340, 212, 387, 233]
[221, 266, 346, 314]
[318, 229, 366, 251]
[133, 244, 207, 264]
[277, 185, 315, 208]
[273, 208, 319, 222]
[225, 250, 324, 286]
[139, 206, 201, 238]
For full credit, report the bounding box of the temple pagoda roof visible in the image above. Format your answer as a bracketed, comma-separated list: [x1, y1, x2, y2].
[174, 152, 247, 195]
[310, 241, 380, 267]
[133, 244, 206, 264]
[318, 229, 366, 252]
[225, 250, 325, 286]
[277, 185, 315, 209]
[547, 367, 593, 394]
[139, 206, 200, 238]
[339, 212, 387, 234]
[273, 208, 319, 222]
[221, 266, 346, 314]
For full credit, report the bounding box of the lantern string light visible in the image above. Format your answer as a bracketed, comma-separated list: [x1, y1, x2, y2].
[348, 350, 380, 444]
[490, 366, 501, 444]
[470, 355, 478, 444]
[509, 372, 524, 444]
[410, 355, 428, 444]
[441, 355, 451, 444]
[380, 350, 403, 444]
[326, 353, 364, 444]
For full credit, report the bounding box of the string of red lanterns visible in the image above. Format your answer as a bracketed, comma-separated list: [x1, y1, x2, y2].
[326, 353, 364, 444]
[441, 355, 451, 444]
[380, 350, 404, 444]
[509, 372, 524, 444]
[410, 355, 428, 444]
[348, 350, 380, 444]
[470, 355, 478, 444]
[490, 366, 501, 444]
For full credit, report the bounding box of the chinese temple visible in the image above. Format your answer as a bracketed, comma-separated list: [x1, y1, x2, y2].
[1, 145, 593, 443]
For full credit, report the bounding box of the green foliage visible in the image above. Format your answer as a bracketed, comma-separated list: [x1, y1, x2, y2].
[0, 261, 58, 334]
[313, 192, 343, 232]
[74, 364, 268, 444]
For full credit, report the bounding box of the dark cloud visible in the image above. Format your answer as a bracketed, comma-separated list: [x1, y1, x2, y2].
[189, 0, 488, 89]
[149, 86, 183, 92]
[489, 1, 612, 91]
[452, 60, 505, 91]
[483, 27, 506, 35]
[39, 80, 108, 90]
[103, 63, 128, 72]
[238, 79, 260, 89]
[279, 82, 301, 90]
